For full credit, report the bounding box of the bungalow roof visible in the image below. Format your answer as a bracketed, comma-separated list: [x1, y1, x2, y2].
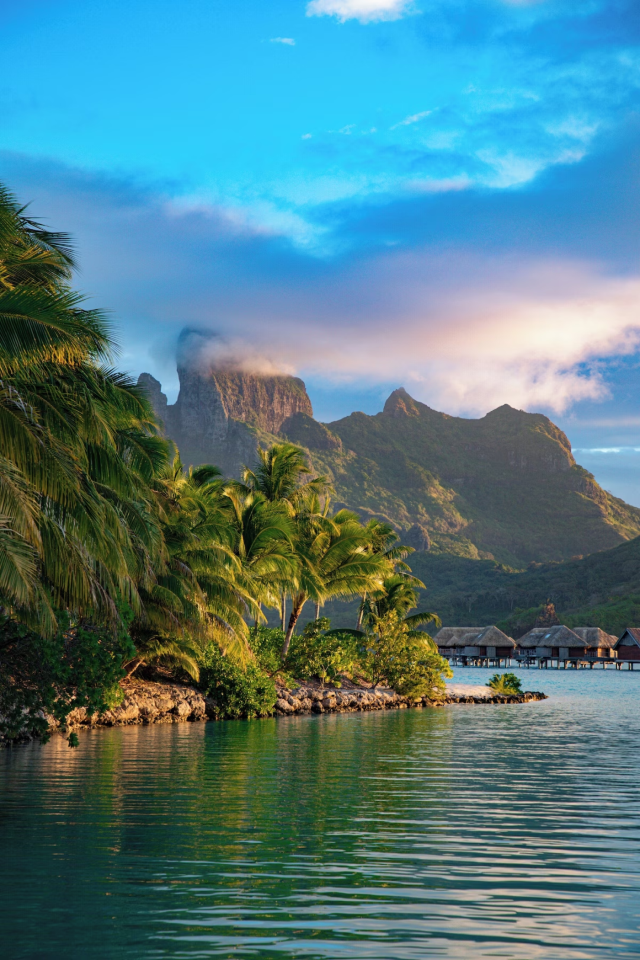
[518, 624, 587, 649]
[571, 627, 617, 649]
[434, 625, 516, 649]
[474, 625, 517, 649]
[434, 627, 480, 646]
[614, 628, 640, 648]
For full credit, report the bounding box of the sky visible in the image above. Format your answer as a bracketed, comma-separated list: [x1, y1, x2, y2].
[2, 0, 640, 501]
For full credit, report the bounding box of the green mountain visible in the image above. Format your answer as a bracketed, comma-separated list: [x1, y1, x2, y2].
[139, 362, 640, 632]
[407, 536, 640, 638]
[296, 388, 640, 567]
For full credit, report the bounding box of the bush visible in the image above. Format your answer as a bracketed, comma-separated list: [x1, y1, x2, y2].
[0, 614, 136, 743]
[250, 626, 287, 675]
[199, 644, 276, 719]
[285, 618, 360, 685]
[359, 611, 452, 699]
[487, 672, 522, 695]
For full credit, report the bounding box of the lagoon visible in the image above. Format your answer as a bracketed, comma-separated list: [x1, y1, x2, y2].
[2, 667, 640, 959]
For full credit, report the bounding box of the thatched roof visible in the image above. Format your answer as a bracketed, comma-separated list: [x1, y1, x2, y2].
[434, 625, 516, 649]
[434, 627, 480, 647]
[474, 625, 517, 649]
[571, 627, 617, 649]
[518, 624, 587, 648]
[615, 628, 640, 648]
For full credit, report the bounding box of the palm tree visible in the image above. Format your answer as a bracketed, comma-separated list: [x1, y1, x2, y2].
[127, 458, 257, 678]
[0, 182, 169, 633]
[361, 574, 440, 633]
[221, 483, 299, 624]
[243, 441, 328, 639]
[281, 505, 391, 659]
[355, 519, 414, 629]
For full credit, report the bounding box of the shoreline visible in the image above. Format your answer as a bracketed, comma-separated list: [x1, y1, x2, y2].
[57, 679, 547, 734]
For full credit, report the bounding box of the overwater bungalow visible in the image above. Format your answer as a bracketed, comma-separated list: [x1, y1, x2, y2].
[571, 627, 617, 658]
[434, 626, 516, 661]
[613, 629, 640, 661]
[517, 625, 588, 659]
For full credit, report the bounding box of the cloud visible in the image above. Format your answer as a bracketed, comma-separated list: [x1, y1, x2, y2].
[306, 0, 415, 24]
[270, 37, 295, 45]
[3, 125, 640, 418]
[391, 110, 432, 130]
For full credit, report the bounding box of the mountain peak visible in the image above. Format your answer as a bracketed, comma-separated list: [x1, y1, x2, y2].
[383, 388, 421, 418]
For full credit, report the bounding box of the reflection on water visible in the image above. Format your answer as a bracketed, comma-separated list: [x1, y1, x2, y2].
[2, 667, 640, 958]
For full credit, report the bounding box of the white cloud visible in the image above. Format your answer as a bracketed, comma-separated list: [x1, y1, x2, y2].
[301, 133, 312, 139]
[306, 0, 415, 24]
[270, 37, 295, 45]
[222, 253, 640, 417]
[390, 109, 431, 130]
[404, 176, 470, 193]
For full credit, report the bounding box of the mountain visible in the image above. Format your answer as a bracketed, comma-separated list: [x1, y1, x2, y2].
[406, 536, 640, 638]
[311, 388, 640, 566]
[139, 361, 312, 478]
[138, 368, 640, 568]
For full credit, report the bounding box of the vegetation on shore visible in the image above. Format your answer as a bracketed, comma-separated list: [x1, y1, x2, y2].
[0, 184, 451, 741]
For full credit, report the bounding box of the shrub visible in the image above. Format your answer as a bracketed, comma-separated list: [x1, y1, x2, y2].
[199, 644, 276, 719]
[250, 626, 287, 675]
[359, 611, 452, 698]
[0, 614, 136, 743]
[285, 618, 360, 685]
[487, 672, 522, 695]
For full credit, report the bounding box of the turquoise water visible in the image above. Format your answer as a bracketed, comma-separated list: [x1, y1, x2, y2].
[2, 667, 640, 959]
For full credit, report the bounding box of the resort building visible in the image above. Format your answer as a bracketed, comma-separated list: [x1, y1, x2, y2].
[571, 627, 617, 658]
[613, 629, 640, 661]
[434, 626, 516, 660]
[517, 625, 587, 659]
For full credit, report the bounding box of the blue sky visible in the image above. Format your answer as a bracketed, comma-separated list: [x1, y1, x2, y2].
[2, 0, 640, 501]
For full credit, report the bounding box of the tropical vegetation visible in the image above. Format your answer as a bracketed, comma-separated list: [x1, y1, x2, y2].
[0, 183, 450, 741]
[487, 672, 522, 695]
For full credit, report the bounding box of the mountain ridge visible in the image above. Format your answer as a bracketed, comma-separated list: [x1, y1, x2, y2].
[138, 365, 640, 567]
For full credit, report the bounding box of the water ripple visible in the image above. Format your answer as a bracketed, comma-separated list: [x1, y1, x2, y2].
[2, 667, 640, 958]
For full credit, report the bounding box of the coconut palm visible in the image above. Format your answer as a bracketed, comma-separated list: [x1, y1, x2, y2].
[126, 459, 257, 678]
[243, 441, 329, 631]
[281, 505, 391, 659]
[221, 483, 299, 620]
[0, 182, 168, 632]
[355, 519, 415, 628]
[360, 574, 441, 638]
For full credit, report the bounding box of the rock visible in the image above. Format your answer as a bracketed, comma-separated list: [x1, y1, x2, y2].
[404, 523, 431, 552]
[276, 698, 294, 713]
[172, 701, 192, 719]
[138, 330, 313, 478]
[311, 702, 324, 714]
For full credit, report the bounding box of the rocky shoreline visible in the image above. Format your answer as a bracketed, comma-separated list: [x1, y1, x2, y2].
[57, 678, 547, 733]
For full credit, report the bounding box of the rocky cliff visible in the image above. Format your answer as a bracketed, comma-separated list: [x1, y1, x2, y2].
[139, 363, 313, 476]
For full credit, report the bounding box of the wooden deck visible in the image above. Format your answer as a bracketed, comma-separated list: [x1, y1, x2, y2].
[445, 655, 639, 670]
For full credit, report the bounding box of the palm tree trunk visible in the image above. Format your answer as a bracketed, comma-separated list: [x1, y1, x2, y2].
[280, 593, 286, 632]
[356, 593, 366, 629]
[314, 601, 320, 620]
[281, 593, 306, 660]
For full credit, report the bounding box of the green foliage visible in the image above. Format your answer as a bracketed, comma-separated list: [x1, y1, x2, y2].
[250, 626, 287, 675]
[405, 544, 640, 638]
[307, 396, 640, 567]
[0, 613, 135, 742]
[487, 672, 523, 695]
[359, 611, 452, 699]
[285, 618, 360, 685]
[199, 644, 276, 720]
